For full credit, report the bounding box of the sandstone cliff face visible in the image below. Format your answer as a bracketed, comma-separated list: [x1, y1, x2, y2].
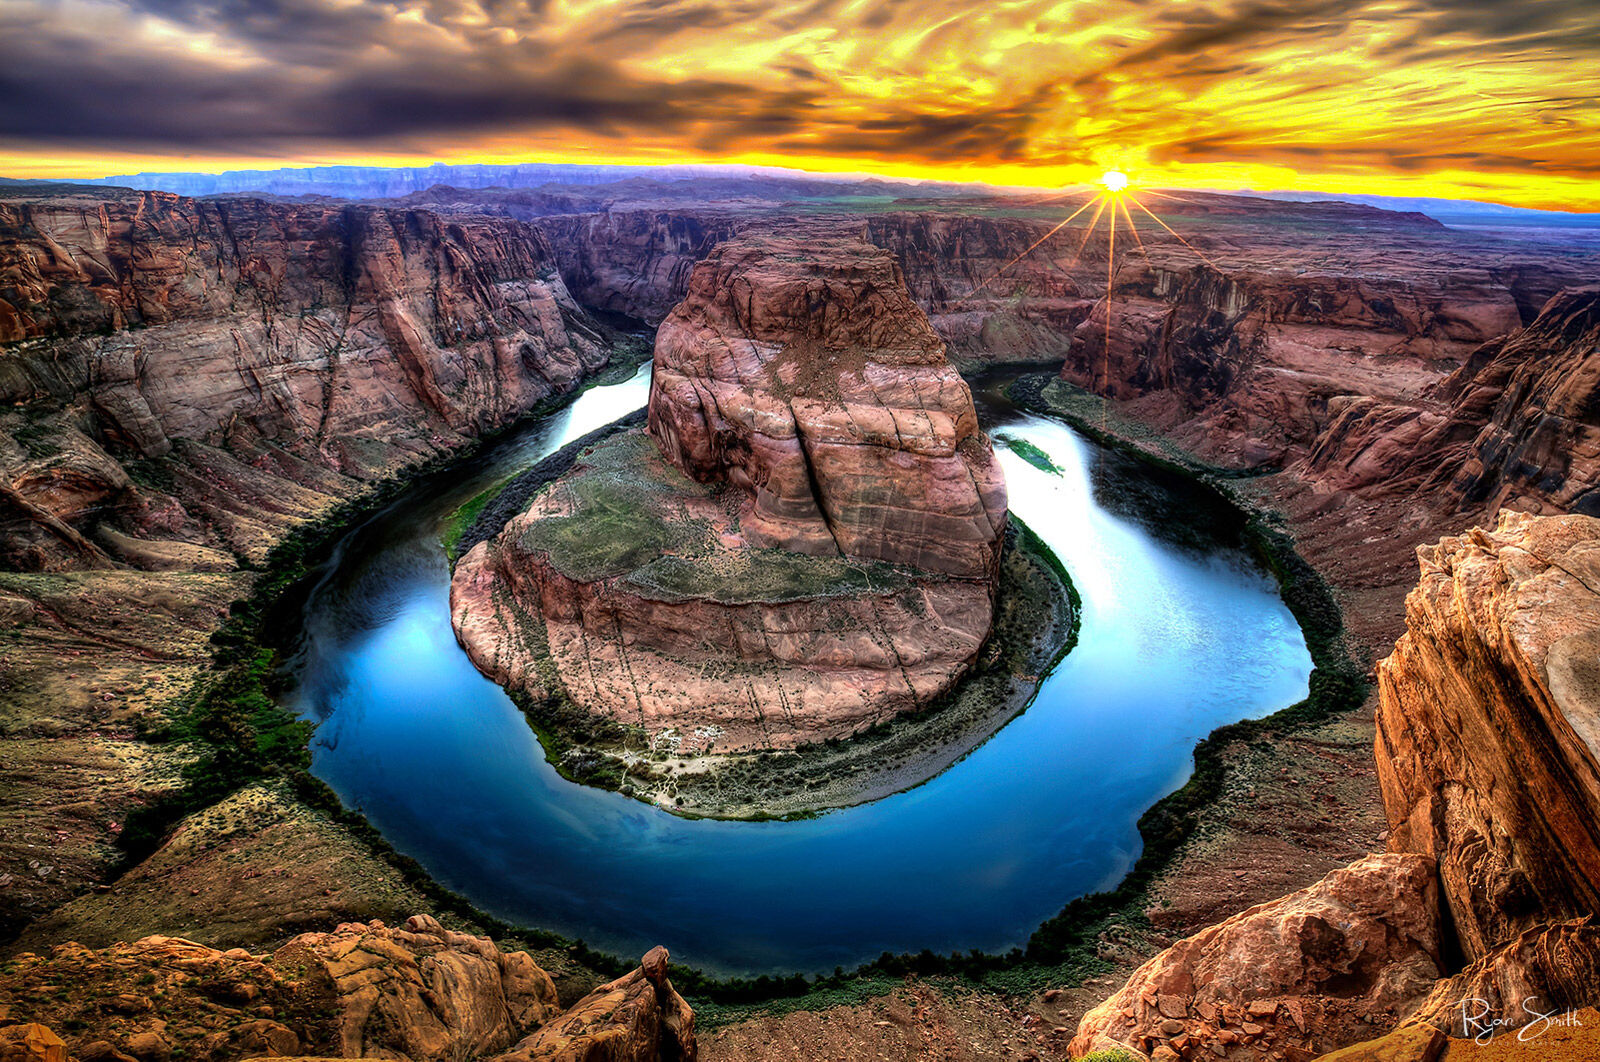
[453, 235, 1006, 753]
[859, 213, 1095, 364]
[648, 234, 1007, 579]
[1299, 287, 1600, 518]
[1070, 854, 1444, 1061]
[1443, 287, 1600, 516]
[535, 211, 747, 324]
[1375, 511, 1600, 962]
[0, 919, 693, 1062]
[0, 188, 610, 570]
[1407, 918, 1600, 1035]
[1059, 262, 1528, 469]
[453, 431, 997, 752]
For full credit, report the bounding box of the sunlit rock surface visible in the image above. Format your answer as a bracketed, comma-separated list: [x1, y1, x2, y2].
[1376, 510, 1600, 960]
[1069, 854, 1443, 1061]
[0, 919, 693, 1062]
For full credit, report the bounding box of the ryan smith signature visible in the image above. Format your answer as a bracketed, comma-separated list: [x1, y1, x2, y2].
[1457, 997, 1584, 1044]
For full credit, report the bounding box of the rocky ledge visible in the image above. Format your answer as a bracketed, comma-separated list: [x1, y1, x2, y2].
[1376, 510, 1600, 959]
[451, 235, 1007, 755]
[0, 917, 693, 1062]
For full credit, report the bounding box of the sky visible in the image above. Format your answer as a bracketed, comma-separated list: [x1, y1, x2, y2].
[2, 0, 1597, 209]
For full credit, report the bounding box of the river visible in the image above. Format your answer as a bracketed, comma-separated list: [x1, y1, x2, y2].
[286, 363, 1311, 977]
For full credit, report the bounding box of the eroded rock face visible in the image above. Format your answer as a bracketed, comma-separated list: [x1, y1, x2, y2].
[280, 915, 561, 1061]
[1060, 262, 1525, 469]
[0, 187, 610, 570]
[536, 211, 747, 324]
[0, 920, 692, 1062]
[1070, 854, 1443, 1061]
[647, 234, 1007, 579]
[1375, 511, 1600, 960]
[453, 235, 1006, 752]
[493, 946, 695, 1062]
[1299, 287, 1600, 520]
[1407, 919, 1600, 1036]
[1444, 287, 1600, 516]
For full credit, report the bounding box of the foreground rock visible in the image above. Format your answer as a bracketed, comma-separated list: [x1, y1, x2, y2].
[453, 235, 1006, 753]
[1070, 854, 1443, 1061]
[493, 946, 694, 1062]
[1407, 918, 1600, 1036]
[1375, 510, 1600, 960]
[0, 919, 692, 1062]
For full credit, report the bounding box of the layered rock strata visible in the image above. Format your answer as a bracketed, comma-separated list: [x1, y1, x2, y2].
[452, 235, 1006, 752]
[1375, 511, 1600, 960]
[0, 918, 693, 1062]
[1301, 287, 1600, 517]
[646, 235, 1007, 579]
[0, 187, 610, 570]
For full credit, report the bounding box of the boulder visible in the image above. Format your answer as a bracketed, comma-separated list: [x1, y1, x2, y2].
[0, 1025, 67, 1062]
[1070, 855, 1443, 1060]
[279, 917, 560, 1061]
[492, 948, 694, 1062]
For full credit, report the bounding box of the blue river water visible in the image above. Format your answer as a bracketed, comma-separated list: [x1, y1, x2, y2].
[286, 364, 1311, 976]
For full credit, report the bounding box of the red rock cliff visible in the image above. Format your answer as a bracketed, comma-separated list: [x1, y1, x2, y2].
[0, 187, 610, 569]
[1376, 510, 1600, 961]
[647, 234, 1007, 579]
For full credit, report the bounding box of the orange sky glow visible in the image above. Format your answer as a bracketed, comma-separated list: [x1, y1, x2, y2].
[3, 0, 1597, 211]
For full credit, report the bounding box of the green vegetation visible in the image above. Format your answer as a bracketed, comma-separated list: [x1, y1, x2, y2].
[520, 429, 917, 603]
[518, 432, 715, 580]
[441, 478, 511, 561]
[631, 549, 913, 603]
[998, 434, 1062, 475]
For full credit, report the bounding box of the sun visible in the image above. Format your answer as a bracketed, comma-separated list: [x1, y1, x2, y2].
[1100, 169, 1130, 193]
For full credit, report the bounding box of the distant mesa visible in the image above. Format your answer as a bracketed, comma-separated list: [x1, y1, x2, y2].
[450, 233, 1008, 753]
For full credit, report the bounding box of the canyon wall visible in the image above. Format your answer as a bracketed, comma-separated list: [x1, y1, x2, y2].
[1057, 262, 1539, 469]
[1302, 286, 1600, 517]
[531, 209, 1100, 364]
[0, 188, 611, 569]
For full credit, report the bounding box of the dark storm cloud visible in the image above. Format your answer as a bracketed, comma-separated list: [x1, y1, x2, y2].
[0, 0, 1596, 205]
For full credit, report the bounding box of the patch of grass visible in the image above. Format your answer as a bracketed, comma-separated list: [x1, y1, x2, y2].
[998, 434, 1062, 475]
[516, 433, 714, 580]
[441, 479, 511, 561]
